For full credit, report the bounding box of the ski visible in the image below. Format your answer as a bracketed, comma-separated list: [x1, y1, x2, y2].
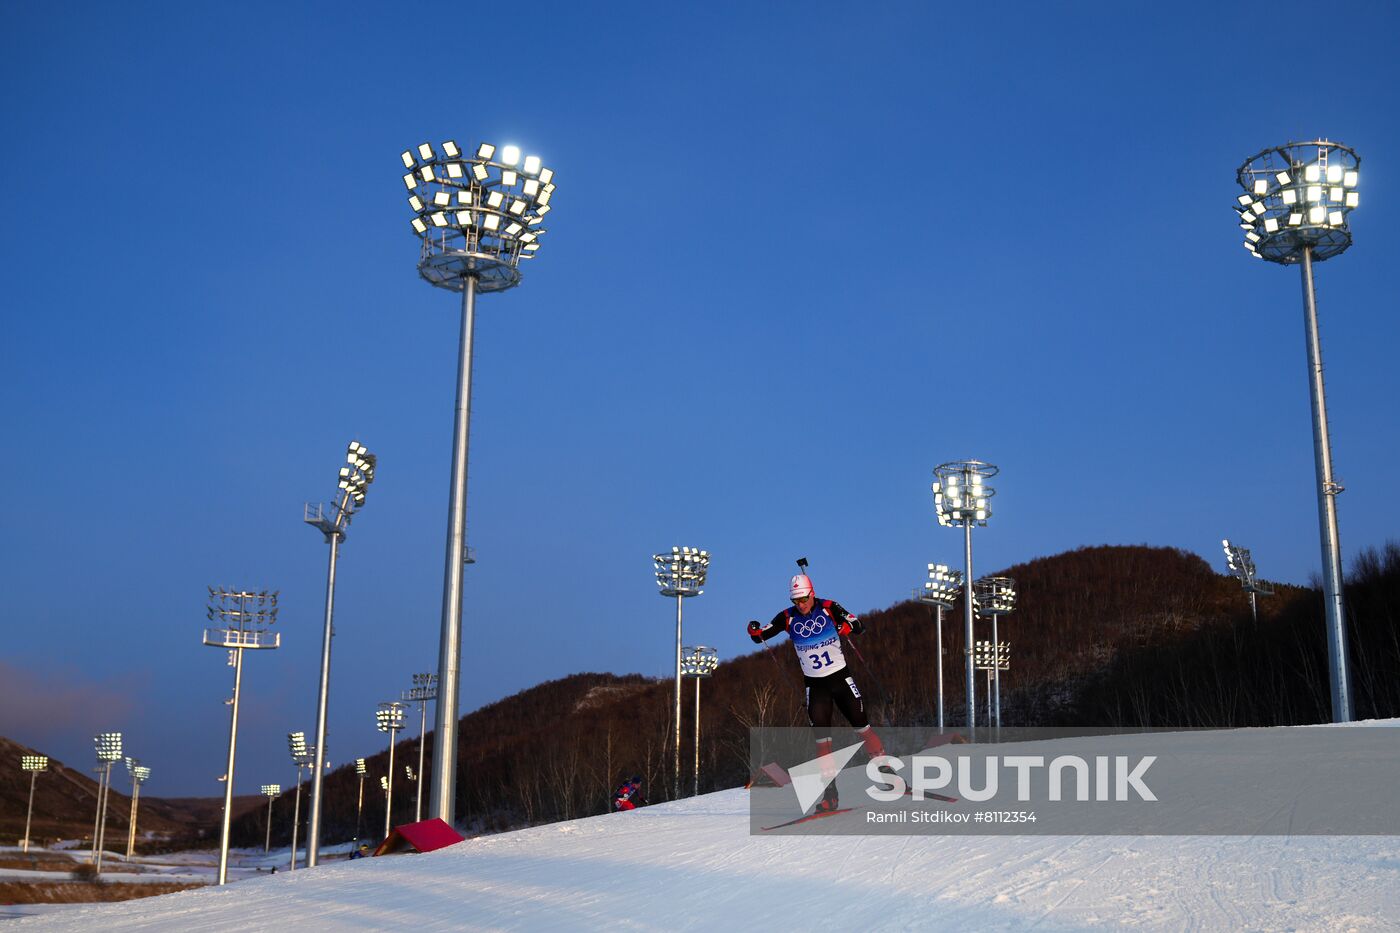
[761, 807, 856, 831]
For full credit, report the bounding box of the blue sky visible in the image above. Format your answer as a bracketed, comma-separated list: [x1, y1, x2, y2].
[2, 1, 1397, 797]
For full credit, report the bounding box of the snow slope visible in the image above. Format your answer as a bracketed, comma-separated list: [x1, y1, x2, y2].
[7, 784, 1399, 931]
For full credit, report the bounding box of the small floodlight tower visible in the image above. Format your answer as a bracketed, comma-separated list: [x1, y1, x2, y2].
[401, 673, 438, 823]
[1234, 140, 1360, 722]
[354, 758, 367, 842]
[124, 759, 151, 859]
[972, 640, 1010, 726]
[1222, 539, 1275, 623]
[653, 546, 710, 799]
[287, 731, 314, 871]
[973, 577, 1017, 728]
[376, 702, 407, 838]
[932, 461, 999, 733]
[304, 440, 377, 867]
[399, 139, 557, 827]
[680, 646, 719, 797]
[260, 784, 281, 853]
[20, 754, 48, 854]
[204, 587, 279, 884]
[916, 563, 963, 731]
[91, 732, 122, 873]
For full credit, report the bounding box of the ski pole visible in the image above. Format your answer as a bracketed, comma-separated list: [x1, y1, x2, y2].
[844, 635, 891, 713]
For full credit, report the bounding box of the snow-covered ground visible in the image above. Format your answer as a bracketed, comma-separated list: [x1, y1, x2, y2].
[5, 784, 1398, 930]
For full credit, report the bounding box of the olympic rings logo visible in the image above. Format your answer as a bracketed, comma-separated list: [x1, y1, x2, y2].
[793, 618, 827, 638]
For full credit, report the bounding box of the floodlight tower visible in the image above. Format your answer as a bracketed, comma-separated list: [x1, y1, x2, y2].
[204, 587, 279, 885]
[1234, 140, 1360, 722]
[1222, 539, 1275, 623]
[932, 461, 998, 733]
[376, 702, 407, 838]
[91, 732, 121, 872]
[915, 563, 963, 731]
[20, 754, 48, 854]
[401, 673, 438, 823]
[653, 547, 710, 799]
[974, 577, 1017, 728]
[287, 731, 314, 872]
[354, 758, 367, 842]
[680, 646, 719, 797]
[124, 759, 151, 859]
[260, 784, 281, 853]
[972, 641, 1010, 726]
[398, 139, 557, 827]
[304, 440, 377, 867]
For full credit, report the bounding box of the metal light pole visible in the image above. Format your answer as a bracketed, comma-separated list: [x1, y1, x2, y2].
[973, 640, 1010, 727]
[21, 755, 48, 854]
[974, 577, 1017, 728]
[399, 139, 557, 828]
[653, 547, 710, 799]
[377, 702, 406, 838]
[91, 732, 121, 872]
[260, 784, 281, 853]
[288, 731, 314, 871]
[1223, 539, 1275, 623]
[932, 461, 999, 735]
[90, 766, 104, 861]
[304, 440, 377, 868]
[124, 759, 151, 859]
[1235, 140, 1360, 722]
[680, 646, 719, 797]
[204, 587, 280, 884]
[916, 563, 963, 731]
[401, 673, 438, 823]
[354, 758, 367, 842]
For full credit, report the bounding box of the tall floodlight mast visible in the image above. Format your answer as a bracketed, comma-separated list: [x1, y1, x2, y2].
[399, 139, 557, 827]
[1234, 140, 1360, 722]
[680, 646, 719, 797]
[304, 440, 377, 867]
[932, 461, 998, 735]
[204, 587, 279, 884]
[916, 563, 963, 731]
[1222, 539, 1274, 623]
[653, 547, 710, 799]
[973, 577, 1017, 728]
[20, 755, 48, 854]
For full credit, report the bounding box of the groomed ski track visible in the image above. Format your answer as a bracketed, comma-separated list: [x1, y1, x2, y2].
[11, 786, 1399, 930]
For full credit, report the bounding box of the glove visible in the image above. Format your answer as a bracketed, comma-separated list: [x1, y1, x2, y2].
[837, 619, 852, 636]
[747, 620, 763, 643]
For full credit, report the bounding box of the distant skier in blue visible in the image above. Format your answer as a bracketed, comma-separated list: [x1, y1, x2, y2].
[747, 571, 886, 811]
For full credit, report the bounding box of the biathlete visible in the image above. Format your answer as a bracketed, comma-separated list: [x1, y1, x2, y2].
[747, 572, 886, 811]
